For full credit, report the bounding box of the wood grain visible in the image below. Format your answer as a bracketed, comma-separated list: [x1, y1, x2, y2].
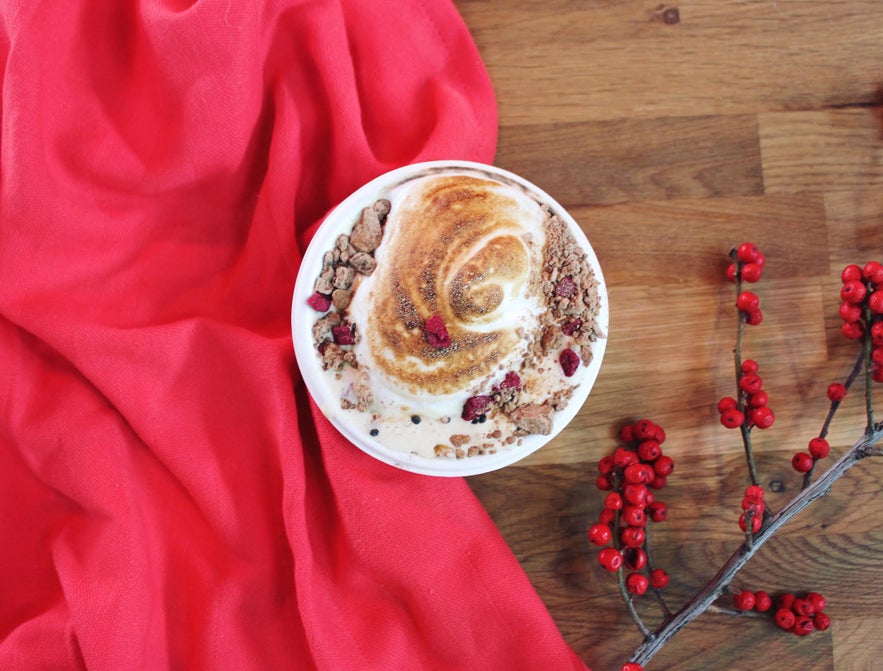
[456, 1, 883, 669]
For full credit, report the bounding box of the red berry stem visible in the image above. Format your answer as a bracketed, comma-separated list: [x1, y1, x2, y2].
[728, 247, 761, 487]
[802, 348, 866, 489]
[641, 533, 674, 618]
[616, 567, 653, 639]
[863, 302, 876, 434]
[627, 424, 883, 669]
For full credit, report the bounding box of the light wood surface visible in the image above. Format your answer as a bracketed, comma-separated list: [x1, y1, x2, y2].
[456, 2, 883, 670]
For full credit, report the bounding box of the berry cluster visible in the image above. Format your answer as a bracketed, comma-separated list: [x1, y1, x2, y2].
[839, 261, 883, 384]
[717, 359, 775, 431]
[590, 419, 672, 597]
[726, 242, 766, 324]
[772, 591, 831, 636]
[738, 485, 765, 534]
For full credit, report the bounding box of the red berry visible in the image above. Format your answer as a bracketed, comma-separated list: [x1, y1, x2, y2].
[741, 262, 763, 283]
[653, 424, 666, 443]
[739, 373, 764, 394]
[598, 455, 616, 475]
[739, 511, 762, 533]
[808, 437, 830, 459]
[424, 315, 451, 348]
[622, 663, 644, 671]
[623, 463, 646, 484]
[863, 260, 883, 284]
[559, 348, 580, 377]
[633, 419, 658, 441]
[792, 615, 815, 636]
[842, 321, 864, 340]
[598, 507, 616, 525]
[873, 322, 883, 345]
[626, 572, 649, 595]
[648, 475, 668, 489]
[614, 447, 639, 468]
[827, 383, 847, 402]
[737, 291, 760, 312]
[623, 483, 649, 506]
[647, 501, 668, 523]
[649, 568, 669, 589]
[775, 608, 796, 630]
[750, 406, 775, 429]
[653, 455, 675, 476]
[792, 452, 814, 473]
[598, 547, 623, 572]
[733, 590, 755, 610]
[622, 506, 646, 528]
[744, 485, 765, 503]
[720, 408, 745, 429]
[604, 492, 624, 510]
[745, 309, 764, 325]
[623, 547, 647, 571]
[717, 396, 738, 413]
[596, 475, 614, 491]
[793, 597, 815, 616]
[754, 591, 772, 612]
[841, 280, 867, 304]
[588, 523, 612, 546]
[777, 593, 796, 610]
[741, 358, 760, 374]
[618, 424, 635, 442]
[637, 440, 661, 461]
[747, 391, 769, 407]
[737, 242, 761, 263]
[841, 264, 863, 283]
[813, 611, 831, 632]
[874, 346, 883, 365]
[839, 301, 862, 323]
[726, 263, 737, 283]
[869, 290, 883, 314]
[807, 591, 827, 613]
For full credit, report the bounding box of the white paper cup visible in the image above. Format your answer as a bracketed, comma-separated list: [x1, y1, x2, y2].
[292, 160, 608, 476]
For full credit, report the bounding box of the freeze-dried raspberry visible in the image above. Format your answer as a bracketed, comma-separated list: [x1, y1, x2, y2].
[559, 348, 580, 377]
[331, 324, 355, 346]
[497, 371, 522, 391]
[461, 395, 492, 421]
[424, 315, 451, 349]
[561, 318, 582, 335]
[307, 292, 332, 312]
[554, 276, 577, 298]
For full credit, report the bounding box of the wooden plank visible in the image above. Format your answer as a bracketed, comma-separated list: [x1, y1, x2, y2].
[457, 0, 883, 125]
[495, 115, 763, 206]
[760, 110, 883, 193]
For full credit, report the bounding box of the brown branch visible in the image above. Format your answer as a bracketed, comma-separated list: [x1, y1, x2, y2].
[627, 425, 883, 668]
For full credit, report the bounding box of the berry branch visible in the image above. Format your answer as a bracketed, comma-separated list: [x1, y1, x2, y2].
[587, 247, 883, 671]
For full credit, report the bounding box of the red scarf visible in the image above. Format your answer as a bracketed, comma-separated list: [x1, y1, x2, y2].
[0, 1, 589, 669]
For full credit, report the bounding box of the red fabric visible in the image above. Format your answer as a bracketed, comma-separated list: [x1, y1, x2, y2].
[0, 1, 589, 669]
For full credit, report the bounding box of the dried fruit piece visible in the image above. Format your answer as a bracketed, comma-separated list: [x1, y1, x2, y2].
[307, 292, 332, 312]
[554, 276, 577, 298]
[424, 315, 451, 349]
[331, 324, 355, 346]
[559, 348, 580, 377]
[461, 395, 492, 422]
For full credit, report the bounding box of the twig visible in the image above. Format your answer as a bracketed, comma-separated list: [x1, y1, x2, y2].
[628, 425, 883, 668]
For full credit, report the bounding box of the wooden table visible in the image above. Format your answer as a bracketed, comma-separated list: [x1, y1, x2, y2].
[456, 2, 883, 669]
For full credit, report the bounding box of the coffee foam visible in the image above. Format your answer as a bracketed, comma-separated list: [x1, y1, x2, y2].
[346, 172, 547, 418]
